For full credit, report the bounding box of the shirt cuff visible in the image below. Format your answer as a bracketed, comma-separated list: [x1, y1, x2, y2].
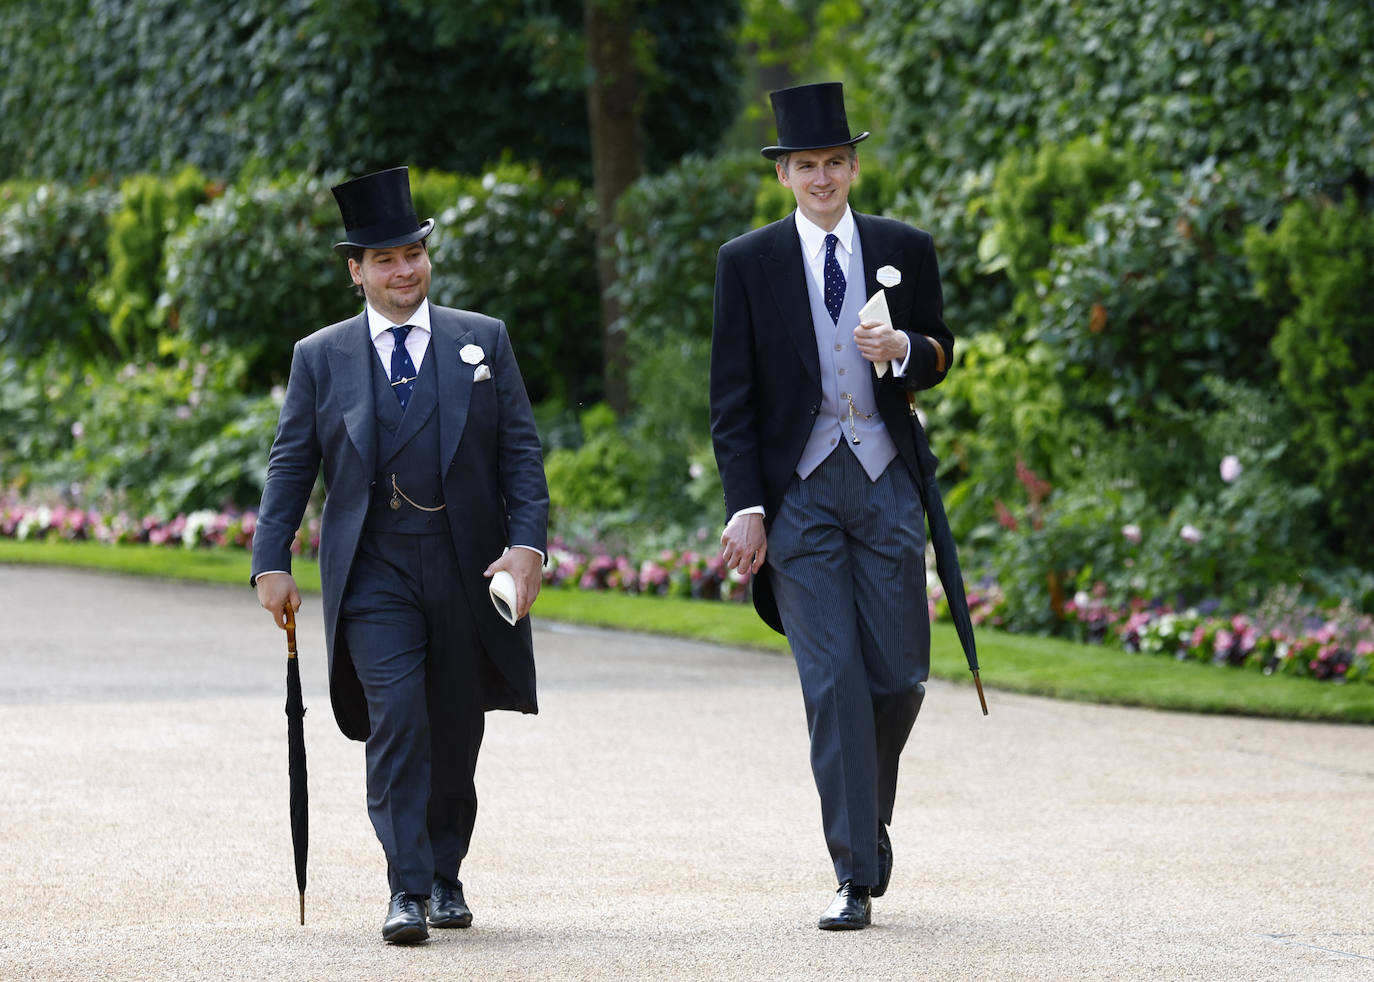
[889, 333, 913, 377]
[727, 505, 765, 526]
[511, 543, 546, 563]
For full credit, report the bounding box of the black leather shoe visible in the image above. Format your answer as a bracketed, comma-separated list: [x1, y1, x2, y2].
[818, 881, 872, 931]
[872, 825, 893, 898]
[382, 892, 429, 944]
[429, 878, 473, 928]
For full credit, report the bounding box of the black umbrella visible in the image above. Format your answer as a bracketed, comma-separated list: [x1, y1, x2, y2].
[908, 394, 988, 715]
[284, 605, 309, 923]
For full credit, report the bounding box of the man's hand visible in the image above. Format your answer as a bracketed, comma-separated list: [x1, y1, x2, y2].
[485, 547, 543, 622]
[256, 571, 302, 630]
[853, 320, 909, 365]
[720, 512, 767, 575]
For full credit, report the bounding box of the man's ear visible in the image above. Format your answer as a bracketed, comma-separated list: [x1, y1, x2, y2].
[776, 161, 790, 186]
[347, 257, 363, 285]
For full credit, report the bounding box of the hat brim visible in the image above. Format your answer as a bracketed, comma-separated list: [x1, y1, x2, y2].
[333, 218, 435, 256]
[761, 132, 869, 161]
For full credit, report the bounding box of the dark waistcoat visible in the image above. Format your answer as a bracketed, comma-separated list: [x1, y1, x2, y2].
[363, 347, 446, 535]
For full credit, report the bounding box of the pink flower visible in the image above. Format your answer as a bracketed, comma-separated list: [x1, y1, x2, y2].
[1219, 455, 1242, 483]
[1179, 524, 1202, 544]
[1121, 523, 1142, 544]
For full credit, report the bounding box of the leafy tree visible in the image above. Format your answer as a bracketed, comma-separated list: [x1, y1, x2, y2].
[1246, 194, 1374, 566]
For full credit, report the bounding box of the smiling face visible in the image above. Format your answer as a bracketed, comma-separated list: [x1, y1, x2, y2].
[348, 240, 431, 323]
[776, 146, 859, 231]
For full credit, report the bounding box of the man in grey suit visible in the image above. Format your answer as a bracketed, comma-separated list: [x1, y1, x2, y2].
[709, 83, 954, 930]
[252, 167, 548, 945]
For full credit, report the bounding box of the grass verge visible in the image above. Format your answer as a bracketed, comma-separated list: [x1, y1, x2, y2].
[4, 538, 1371, 723]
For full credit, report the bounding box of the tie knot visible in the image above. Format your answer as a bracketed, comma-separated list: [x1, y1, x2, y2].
[390, 324, 412, 344]
[825, 233, 838, 256]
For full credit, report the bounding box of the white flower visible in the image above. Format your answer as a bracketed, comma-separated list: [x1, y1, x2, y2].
[1219, 455, 1242, 483]
[474, 364, 492, 382]
[1121, 523, 1142, 544]
[460, 344, 485, 365]
[876, 265, 902, 287]
[1180, 524, 1202, 544]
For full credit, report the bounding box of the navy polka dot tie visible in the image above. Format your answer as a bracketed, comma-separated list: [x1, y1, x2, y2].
[824, 233, 845, 324]
[389, 325, 417, 410]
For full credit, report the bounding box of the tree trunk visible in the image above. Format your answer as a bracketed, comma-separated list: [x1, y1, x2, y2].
[583, 0, 643, 415]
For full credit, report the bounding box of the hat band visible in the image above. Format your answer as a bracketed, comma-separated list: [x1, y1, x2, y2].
[343, 215, 425, 245]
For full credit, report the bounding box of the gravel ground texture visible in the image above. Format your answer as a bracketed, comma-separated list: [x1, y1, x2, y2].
[2, 565, 1372, 981]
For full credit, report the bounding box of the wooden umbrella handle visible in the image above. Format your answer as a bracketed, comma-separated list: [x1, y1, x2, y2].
[285, 605, 297, 659]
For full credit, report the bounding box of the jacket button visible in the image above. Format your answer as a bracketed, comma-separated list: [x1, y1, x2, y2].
[809, 404, 819, 415]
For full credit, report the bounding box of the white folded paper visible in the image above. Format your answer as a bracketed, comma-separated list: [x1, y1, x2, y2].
[858, 289, 892, 377]
[489, 570, 518, 625]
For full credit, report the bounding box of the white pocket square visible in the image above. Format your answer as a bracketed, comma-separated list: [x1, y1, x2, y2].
[460, 344, 485, 365]
[474, 364, 492, 382]
[876, 265, 902, 288]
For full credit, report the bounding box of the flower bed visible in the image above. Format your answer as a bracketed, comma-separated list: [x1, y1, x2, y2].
[4, 500, 1370, 684]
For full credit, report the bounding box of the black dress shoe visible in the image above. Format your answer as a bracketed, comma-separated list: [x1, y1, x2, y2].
[872, 824, 893, 898]
[429, 877, 473, 928]
[382, 892, 430, 944]
[818, 881, 872, 931]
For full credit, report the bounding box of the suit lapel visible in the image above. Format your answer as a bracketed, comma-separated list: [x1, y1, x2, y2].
[431, 307, 475, 474]
[760, 217, 821, 388]
[854, 211, 897, 302]
[326, 312, 376, 472]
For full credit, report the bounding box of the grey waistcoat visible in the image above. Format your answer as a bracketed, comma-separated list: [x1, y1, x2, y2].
[795, 230, 897, 482]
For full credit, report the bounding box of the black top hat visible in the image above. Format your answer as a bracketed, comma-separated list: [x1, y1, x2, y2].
[761, 82, 869, 161]
[331, 166, 435, 255]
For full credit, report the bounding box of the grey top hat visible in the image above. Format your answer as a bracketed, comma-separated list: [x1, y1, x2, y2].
[761, 82, 870, 161]
[331, 166, 435, 255]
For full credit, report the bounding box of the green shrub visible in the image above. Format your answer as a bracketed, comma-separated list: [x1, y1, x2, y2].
[162, 173, 359, 387]
[0, 342, 277, 515]
[1035, 160, 1282, 424]
[0, 182, 118, 363]
[1246, 194, 1374, 565]
[93, 167, 211, 359]
[983, 138, 1131, 294]
[608, 152, 761, 522]
[422, 163, 599, 407]
[868, 0, 1374, 201]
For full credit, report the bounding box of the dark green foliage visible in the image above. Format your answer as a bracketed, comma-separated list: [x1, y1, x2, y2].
[607, 153, 762, 519]
[420, 164, 600, 407]
[161, 174, 355, 388]
[1036, 160, 1282, 423]
[0, 182, 119, 363]
[1246, 194, 1374, 565]
[0, 344, 277, 516]
[0, 0, 742, 183]
[985, 138, 1132, 293]
[94, 168, 212, 359]
[867, 0, 1374, 197]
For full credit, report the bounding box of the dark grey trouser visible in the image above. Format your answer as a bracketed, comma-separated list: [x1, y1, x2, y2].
[340, 530, 485, 897]
[766, 442, 929, 887]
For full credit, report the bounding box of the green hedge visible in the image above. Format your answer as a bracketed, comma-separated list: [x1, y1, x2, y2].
[1248, 194, 1374, 567]
[0, 0, 741, 184]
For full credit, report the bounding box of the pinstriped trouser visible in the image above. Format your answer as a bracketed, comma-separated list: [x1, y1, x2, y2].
[766, 441, 929, 887]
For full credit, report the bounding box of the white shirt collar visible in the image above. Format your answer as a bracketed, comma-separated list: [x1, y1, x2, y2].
[794, 206, 855, 260]
[366, 299, 432, 341]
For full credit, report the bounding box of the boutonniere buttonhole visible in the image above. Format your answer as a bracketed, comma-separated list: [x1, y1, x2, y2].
[460, 344, 485, 365]
[876, 265, 902, 288]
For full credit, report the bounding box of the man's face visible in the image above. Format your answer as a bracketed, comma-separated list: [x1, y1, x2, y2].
[776, 146, 858, 231]
[348, 240, 431, 322]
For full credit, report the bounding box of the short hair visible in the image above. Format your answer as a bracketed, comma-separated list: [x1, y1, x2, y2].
[777, 145, 859, 173]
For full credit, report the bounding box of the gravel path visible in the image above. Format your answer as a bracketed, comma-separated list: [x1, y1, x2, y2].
[2, 565, 1372, 981]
